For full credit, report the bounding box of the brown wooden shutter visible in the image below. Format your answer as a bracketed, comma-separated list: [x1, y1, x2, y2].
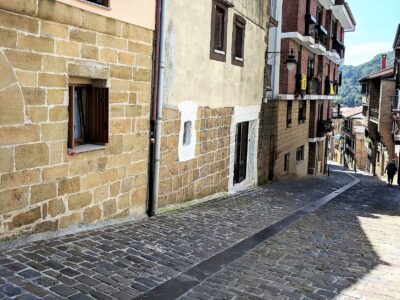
[87, 87, 109, 144]
[68, 86, 75, 149]
[215, 8, 224, 50]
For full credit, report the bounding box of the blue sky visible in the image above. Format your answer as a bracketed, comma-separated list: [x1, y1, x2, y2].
[344, 0, 400, 66]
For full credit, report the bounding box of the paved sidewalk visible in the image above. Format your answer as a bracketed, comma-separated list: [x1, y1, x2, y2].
[0, 167, 351, 299]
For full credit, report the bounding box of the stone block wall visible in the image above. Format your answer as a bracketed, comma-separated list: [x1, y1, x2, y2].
[258, 100, 279, 183]
[0, 0, 153, 240]
[158, 106, 233, 207]
[274, 100, 310, 178]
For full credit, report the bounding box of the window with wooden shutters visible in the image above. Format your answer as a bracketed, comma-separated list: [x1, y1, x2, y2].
[210, 0, 230, 62]
[232, 14, 246, 67]
[68, 82, 109, 150]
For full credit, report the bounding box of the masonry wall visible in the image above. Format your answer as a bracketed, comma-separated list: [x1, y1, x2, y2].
[158, 107, 233, 207]
[0, 0, 153, 240]
[379, 79, 396, 159]
[274, 100, 310, 178]
[258, 100, 279, 183]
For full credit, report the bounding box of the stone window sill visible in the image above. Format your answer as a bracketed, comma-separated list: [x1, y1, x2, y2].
[68, 144, 106, 155]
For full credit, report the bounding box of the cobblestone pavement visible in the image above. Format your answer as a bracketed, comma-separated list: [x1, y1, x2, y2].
[0, 167, 351, 299]
[179, 170, 400, 300]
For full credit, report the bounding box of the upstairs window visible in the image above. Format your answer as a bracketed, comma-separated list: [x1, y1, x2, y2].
[86, 0, 109, 7]
[307, 56, 314, 78]
[68, 81, 109, 150]
[266, 64, 273, 91]
[210, 0, 229, 62]
[286, 101, 292, 128]
[316, 6, 323, 26]
[232, 14, 246, 67]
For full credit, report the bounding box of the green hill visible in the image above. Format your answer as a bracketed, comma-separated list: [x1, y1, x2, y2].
[337, 51, 395, 107]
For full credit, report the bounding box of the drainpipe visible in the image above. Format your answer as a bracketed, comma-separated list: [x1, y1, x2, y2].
[148, 0, 167, 217]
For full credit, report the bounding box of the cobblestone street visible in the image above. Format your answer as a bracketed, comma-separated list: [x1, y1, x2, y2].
[1, 166, 400, 299]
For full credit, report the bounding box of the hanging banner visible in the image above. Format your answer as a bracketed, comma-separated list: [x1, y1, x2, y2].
[330, 83, 335, 95]
[301, 74, 307, 91]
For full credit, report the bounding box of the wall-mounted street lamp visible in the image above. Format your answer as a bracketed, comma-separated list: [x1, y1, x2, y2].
[267, 48, 297, 72]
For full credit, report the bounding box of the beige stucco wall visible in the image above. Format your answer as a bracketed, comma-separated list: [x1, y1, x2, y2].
[163, 0, 268, 108]
[57, 0, 156, 30]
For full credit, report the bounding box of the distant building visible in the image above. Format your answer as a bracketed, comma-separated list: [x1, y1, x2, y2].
[360, 24, 400, 183]
[258, 0, 356, 181]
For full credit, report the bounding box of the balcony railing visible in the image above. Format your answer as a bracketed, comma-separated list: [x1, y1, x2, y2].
[341, 126, 352, 136]
[369, 108, 379, 122]
[307, 77, 319, 95]
[315, 25, 328, 48]
[332, 38, 345, 58]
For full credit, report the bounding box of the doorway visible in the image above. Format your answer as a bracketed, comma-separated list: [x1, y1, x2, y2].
[234, 121, 249, 184]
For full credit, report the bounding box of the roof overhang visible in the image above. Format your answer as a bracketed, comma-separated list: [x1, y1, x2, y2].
[318, 0, 334, 10]
[331, 3, 356, 32]
[393, 24, 400, 49]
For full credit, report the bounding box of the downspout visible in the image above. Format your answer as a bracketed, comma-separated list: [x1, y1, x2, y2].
[148, 0, 167, 217]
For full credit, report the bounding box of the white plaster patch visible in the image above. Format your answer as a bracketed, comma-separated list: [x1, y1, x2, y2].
[228, 105, 261, 192]
[178, 101, 197, 162]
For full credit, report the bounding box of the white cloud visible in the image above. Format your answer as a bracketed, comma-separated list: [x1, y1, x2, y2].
[344, 41, 393, 66]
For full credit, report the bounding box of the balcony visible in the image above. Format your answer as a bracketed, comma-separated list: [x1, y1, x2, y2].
[332, 38, 345, 58]
[324, 78, 337, 96]
[307, 77, 319, 95]
[341, 125, 352, 136]
[315, 25, 328, 48]
[369, 108, 379, 123]
[331, 0, 356, 32]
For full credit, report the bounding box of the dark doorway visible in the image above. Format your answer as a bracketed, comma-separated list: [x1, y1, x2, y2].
[234, 122, 249, 184]
[268, 134, 276, 181]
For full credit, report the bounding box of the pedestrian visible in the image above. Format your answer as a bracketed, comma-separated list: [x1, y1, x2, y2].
[385, 159, 398, 187]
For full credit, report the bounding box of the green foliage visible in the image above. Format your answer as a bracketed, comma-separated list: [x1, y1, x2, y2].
[337, 51, 395, 107]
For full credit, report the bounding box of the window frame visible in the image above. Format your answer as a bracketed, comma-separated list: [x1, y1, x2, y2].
[284, 153, 290, 172]
[85, 0, 110, 8]
[68, 82, 109, 150]
[232, 14, 246, 67]
[210, 0, 229, 62]
[296, 145, 304, 162]
[298, 100, 307, 124]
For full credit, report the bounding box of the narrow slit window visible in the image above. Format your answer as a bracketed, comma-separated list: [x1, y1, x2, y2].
[286, 101, 292, 128]
[183, 121, 192, 146]
[284, 153, 290, 172]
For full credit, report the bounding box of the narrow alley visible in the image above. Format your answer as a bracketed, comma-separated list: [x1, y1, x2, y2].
[0, 166, 399, 299]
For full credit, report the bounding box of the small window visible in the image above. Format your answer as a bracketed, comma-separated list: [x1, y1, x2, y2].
[296, 146, 304, 161]
[298, 100, 306, 124]
[316, 6, 323, 26]
[284, 153, 290, 172]
[183, 121, 192, 146]
[286, 101, 292, 128]
[307, 56, 314, 78]
[232, 14, 246, 67]
[210, 0, 229, 62]
[68, 83, 109, 149]
[86, 0, 109, 7]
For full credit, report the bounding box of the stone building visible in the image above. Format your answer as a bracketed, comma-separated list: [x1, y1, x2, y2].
[156, 0, 269, 208]
[361, 27, 400, 184]
[258, 0, 355, 180]
[0, 0, 155, 239]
